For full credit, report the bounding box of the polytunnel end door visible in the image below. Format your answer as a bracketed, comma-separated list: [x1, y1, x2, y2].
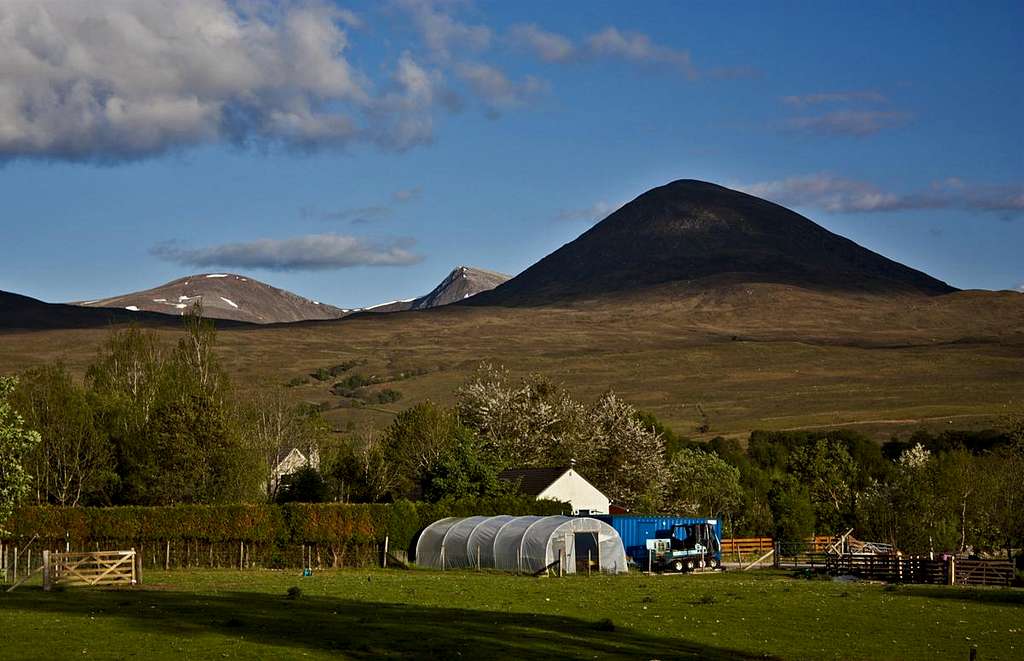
[574, 532, 599, 573]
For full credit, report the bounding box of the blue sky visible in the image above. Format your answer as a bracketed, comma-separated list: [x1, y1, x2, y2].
[1, 0, 1022, 307]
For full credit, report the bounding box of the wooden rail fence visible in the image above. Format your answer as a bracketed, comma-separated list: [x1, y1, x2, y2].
[825, 554, 1014, 587]
[955, 559, 1015, 587]
[722, 536, 834, 556]
[44, 549, 139, 590]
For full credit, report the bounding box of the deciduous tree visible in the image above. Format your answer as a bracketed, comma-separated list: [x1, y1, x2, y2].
[0, 377, 40, 534]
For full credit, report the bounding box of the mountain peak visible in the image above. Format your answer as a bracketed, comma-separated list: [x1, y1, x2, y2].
[410, 266, 510, 309]
[471, 180, 955, 305]
[74, 273, 348, 324]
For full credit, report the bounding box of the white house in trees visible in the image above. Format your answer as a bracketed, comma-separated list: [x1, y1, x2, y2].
[498, 466, 610, 514]
[268, 445, 320, 498]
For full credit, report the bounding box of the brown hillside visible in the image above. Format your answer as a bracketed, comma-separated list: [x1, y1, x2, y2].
[2, 283, 1021, 441]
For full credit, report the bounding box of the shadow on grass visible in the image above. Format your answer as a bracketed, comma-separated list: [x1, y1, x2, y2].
[0, 586, 773, 660]
[889, 584, 1024, 606]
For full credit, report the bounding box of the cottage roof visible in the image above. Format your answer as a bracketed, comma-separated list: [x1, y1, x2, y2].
[497, 467, 570, 496]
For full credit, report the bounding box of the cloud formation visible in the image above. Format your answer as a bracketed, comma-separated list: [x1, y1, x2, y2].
[510, 24, 697, 78]
[152, 234, 423, 271]
[303, 185, 423, 224]
[0, 1, 524, 161]
[395, 0, 491, 61]
[782, 91, 887, 106]
[508, 24, 575, 62]
[737, 174, 1024, 217]
[785, 110, 910, 136]
[587, 27, 696, 78]
[392, 186, 423, 202]
[0, 1, 383, 160]
[455, 63, 547, 114]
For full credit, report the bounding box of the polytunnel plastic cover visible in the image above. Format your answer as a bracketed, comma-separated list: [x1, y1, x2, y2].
[415, 515, 628, 574]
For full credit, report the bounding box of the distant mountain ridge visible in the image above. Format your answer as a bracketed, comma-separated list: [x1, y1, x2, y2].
[411, 266, 510, 309]
[73, 273, 349, 324]
[471, 179, 955, 305]
[364, 266, 510, 313]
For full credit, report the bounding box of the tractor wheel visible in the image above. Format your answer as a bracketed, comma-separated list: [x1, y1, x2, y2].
[710, 557, 720, 569]
[672, 559, 684, 572]
[685, 559, 695, 571]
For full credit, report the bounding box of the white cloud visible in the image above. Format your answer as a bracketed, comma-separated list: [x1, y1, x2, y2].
[394, 0, 490, 61]
[508, 24, 575, 62]
[0, 1, 484, 161]
[784, 110, 910, 136]
[151, 234, 423, 271]
[455, 63, 546, 113]
[509, 23, 702, 79]
[586, 27, 696, 78]
[782, 91, 887, 107]
[392, 186, 423, 202]
[0, 1, 385, 160]
[736, 174, 1024, 216]
[303, 185, 423, 224]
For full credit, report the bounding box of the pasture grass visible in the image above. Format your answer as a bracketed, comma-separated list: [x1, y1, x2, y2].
[1, 568, 1021, 659]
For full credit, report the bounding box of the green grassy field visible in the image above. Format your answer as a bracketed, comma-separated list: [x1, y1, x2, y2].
[1, 568, 1021, 660]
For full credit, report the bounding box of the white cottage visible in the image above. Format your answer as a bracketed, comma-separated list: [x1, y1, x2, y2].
[267, 445, 320, 498]
[498, 466, 610, 515]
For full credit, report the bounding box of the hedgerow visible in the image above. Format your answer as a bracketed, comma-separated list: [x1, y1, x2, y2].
[3, 496, 567, 551]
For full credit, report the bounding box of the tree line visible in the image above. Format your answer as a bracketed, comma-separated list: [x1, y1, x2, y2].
[1, 311, 1021, 561]
[2, 306, 328, 512]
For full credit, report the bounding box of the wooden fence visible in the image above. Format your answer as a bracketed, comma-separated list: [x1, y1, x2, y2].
[825, 555, 1014, 587]
[955, 559, 1015, 587]
[3, 539, 380, 574]
[722, 536, 834, 557]
[45, 549, 139, 590]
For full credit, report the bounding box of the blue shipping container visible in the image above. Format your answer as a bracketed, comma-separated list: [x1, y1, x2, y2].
[595, 515, 723, 567]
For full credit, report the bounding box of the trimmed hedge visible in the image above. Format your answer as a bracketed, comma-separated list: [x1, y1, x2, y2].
[4, 496, 567, 551]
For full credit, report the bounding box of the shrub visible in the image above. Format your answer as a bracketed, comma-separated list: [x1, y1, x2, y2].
[368, 389, 402, 404]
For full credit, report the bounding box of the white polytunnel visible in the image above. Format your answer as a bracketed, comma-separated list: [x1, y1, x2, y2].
[415, 515, 628, 574]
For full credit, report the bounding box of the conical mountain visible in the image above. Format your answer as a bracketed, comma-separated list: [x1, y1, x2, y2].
[472, 179, 954, 305]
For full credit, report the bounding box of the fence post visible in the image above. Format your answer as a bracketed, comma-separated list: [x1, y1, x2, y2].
[947, 556, 955, 585]
[588, 549, 592, 577]
[42, 550, 50, 592]
[134, 547, 143, 585]
[476, 545, 481, 571]
[382, 536, 389, 569]
[772, 541, 780, 569]
[164, 540, 170, 571]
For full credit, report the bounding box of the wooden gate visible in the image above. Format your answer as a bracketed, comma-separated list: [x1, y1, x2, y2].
[955, 559, 1014, 587]
[44, 549, 139, 590]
